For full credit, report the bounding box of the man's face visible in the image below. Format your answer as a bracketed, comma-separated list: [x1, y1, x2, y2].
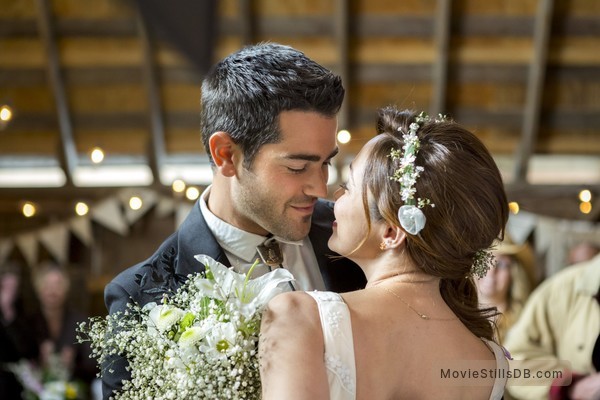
[231, 110, 338, 241]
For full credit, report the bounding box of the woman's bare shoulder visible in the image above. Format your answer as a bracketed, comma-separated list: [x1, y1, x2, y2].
[261, 292, 321, 337]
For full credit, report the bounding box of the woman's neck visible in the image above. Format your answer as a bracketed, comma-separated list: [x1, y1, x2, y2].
[366, 267, 437, 288]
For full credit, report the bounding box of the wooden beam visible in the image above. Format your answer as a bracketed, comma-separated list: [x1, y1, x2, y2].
[238, 0, 255, 45]
[335, 0, 350, 130]
[137, 13, 166, 183]
[430, 0, 451, 116]
[513, 0, 554, 183]
[35, 0, 78, 186]
[3, 14, 599, 40]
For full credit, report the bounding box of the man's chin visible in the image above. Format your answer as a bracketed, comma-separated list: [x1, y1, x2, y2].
[276, 223, 312, 242]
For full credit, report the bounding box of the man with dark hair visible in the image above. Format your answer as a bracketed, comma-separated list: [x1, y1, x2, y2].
[102, 42, 366, 399]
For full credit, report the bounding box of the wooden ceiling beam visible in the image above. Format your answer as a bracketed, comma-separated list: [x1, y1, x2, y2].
[3, 14, 599, 39]
[136, 12, 166, 184]
[239, 0, 256, 45]
[513, 0, 555, 183]
[334, 0, 350, 130]
[35, 0, 78, 186]
[430, 0, 451, 116]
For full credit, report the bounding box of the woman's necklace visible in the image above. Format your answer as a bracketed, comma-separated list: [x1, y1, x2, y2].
[378, 284, 456, 321]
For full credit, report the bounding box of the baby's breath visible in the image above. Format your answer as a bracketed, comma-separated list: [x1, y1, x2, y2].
[78, 256, 294, 400]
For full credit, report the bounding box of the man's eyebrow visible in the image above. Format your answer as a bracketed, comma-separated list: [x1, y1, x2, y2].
[284, 147, 339, 162]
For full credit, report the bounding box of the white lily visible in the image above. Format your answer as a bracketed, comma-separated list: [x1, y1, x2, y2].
[193, 255, 294, 314]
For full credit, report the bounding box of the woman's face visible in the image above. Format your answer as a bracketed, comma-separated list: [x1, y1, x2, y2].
[37, 270, 68, 309]
[0, 273, 19, 305]
[476, 253, 512, 300]
[329, 140, 383, 260]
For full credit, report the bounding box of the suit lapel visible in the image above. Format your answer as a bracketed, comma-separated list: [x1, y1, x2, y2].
[175, 200, 231, 278]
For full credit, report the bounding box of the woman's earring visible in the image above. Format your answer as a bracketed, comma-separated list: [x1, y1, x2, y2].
[379, 241, 387, 250]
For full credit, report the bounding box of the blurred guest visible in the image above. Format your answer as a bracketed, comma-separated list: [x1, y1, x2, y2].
[504, 253, 600, 400]
[476, 239, 533, 343]
[568, 241, 600, 266]
[32, 262, 96, 392]
[0, 263, 38, 399]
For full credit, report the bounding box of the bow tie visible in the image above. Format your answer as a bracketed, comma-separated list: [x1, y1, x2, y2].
[256, 237, 284, 268]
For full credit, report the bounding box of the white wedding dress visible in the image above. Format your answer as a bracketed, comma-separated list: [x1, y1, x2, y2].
[306, 291, 507, 400]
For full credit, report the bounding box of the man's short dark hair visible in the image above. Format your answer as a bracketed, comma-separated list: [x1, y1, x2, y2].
[200, 42, 345, 168]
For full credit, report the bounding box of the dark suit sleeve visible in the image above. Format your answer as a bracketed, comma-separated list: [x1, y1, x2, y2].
[101, 281, 132, 400]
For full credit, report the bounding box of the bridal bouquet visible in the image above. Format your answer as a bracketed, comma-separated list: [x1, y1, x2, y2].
[77, 255, 294, 399]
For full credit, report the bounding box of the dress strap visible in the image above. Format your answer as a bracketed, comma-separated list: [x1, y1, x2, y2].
[307, 291, 357, 400]
[481, 338, 509, 400]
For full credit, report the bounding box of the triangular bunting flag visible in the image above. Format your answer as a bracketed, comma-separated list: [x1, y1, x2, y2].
[155, 196, 176, 218]
[175, 202, 193, 228]
[69, 216, 93, 247]
[506, 211, 537, 245]
[91, 197, 129, 236]
[0, 239, 14, 266]
[124, 189, 159, 224]
[16, 232, 38, 268]
[38, 223, 70, 265]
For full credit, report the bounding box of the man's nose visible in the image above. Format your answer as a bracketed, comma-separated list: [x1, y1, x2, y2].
[304, 167, 328, 198]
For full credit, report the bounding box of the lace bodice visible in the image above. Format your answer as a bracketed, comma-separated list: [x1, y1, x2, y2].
[306, 290, 507, 400]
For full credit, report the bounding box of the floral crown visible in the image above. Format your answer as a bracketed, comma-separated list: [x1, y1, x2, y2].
[389, 111, 437, 236]
[388, 111, 496, 278]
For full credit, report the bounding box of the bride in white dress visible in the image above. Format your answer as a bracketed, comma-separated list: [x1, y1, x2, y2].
[259, 107, 509, 400]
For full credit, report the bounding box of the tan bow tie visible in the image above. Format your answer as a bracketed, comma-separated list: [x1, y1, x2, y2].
[256, 237, 283, 268]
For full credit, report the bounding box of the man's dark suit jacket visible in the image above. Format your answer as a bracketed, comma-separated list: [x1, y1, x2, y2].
[102, 199, 366, 399]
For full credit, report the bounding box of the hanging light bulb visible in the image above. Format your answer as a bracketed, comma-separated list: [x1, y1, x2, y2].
[580, 201, 592, 215]
[579, 189, 592, 203]
[75, 202, 89, 216]
[0, 104, 13, 122]
[22, 202, 36, 217]
[90, 147, 105, 164]
[185, 186, 200, 200]
[337, 129, 351, 144]
[172, 179, 186, 193]
[129, 196, 143, 210]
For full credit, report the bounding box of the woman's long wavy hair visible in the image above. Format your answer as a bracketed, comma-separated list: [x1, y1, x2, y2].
[361, 106, 509, 341]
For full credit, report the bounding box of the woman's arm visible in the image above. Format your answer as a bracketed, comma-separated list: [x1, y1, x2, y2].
[259, 291, 329, 400]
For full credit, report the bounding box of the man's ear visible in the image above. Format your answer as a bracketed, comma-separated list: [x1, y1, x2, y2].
[208, 132, 239, 177]
[381, 225, 407, 249]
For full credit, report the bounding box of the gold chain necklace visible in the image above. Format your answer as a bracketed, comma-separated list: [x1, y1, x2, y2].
[379, 285, 456, 321]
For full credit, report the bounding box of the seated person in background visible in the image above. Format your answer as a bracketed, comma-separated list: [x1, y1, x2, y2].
[0, 264, 38, 399]
[32, 262, 97, 392]
[259, 107, 510, 400]
[475, 238, 533, 343]
[504, 252, 600, 400]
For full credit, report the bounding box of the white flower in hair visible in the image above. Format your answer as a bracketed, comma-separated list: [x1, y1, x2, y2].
[389, 111, 435, 234]
[398, 205, 427, 235]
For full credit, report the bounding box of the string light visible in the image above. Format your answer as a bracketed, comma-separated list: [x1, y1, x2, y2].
[172, 179, 186, 193]
[90, 147, 105, 164]
[0, 105, 13, 122]
[580, 202, 592, 214]
[579, 189, 592, 203]
[337, 129, 351, 144]
[75, 202, 89, 216]
[129, 196, 143, 210]
[185, 186, 200, 200]
[22, 202, 36, 217]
